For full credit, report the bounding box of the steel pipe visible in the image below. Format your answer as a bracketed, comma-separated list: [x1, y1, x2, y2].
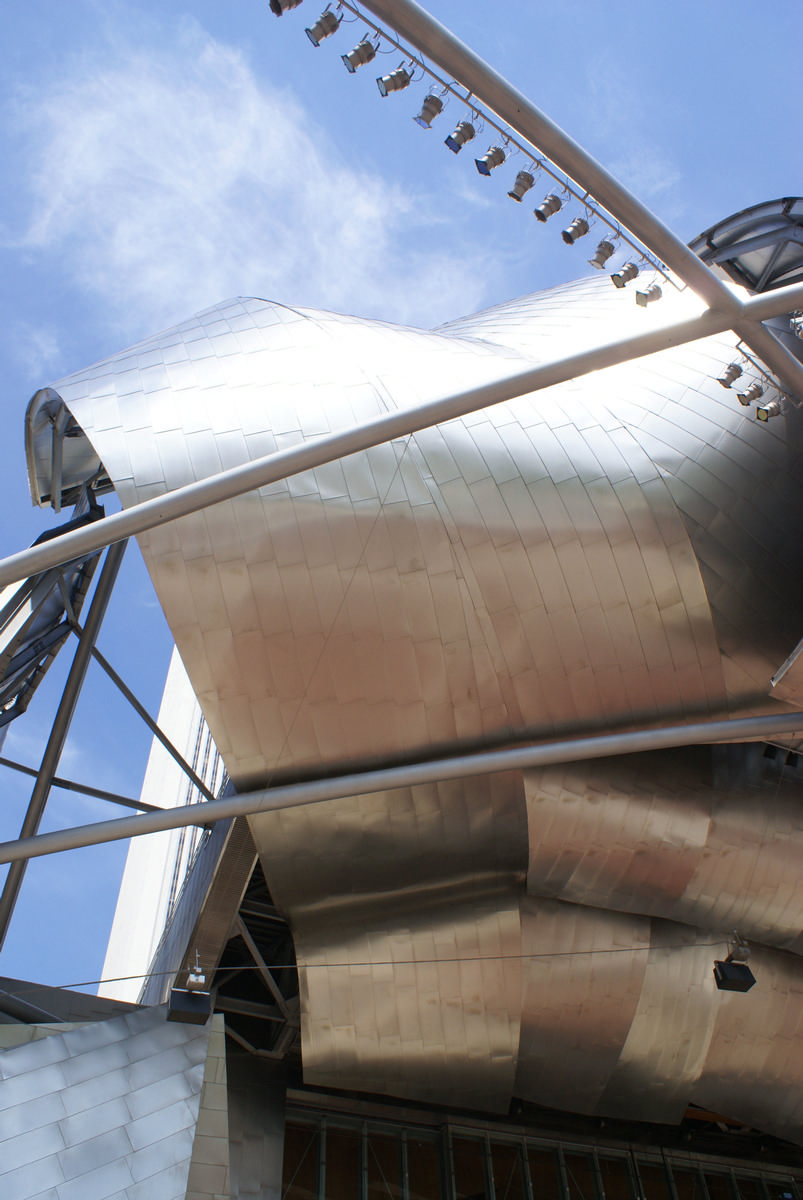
[353, 0, 803, 398]
[0, 711, 801, 866]
[3, 282, 803, 592]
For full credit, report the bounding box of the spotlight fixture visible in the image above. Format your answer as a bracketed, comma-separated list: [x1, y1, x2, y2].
[508, 171, 535, 202]
[756, 398, 783, 421]
[635, 283, 662, 307]
[736, 381, 764, 406]
[305, 9, 341, 45]
[342, 39, 376, 72]
[561, 216, 589, 245]
[534, 194, 562, 222]
[270, 0, 302, 13]
[475, 146, 506, 176]
[714, 934, 756, 993]
[717, 362, 743, 389]
[611, 261, 639, 288]
[377, 67, 412, 97]
[444, 120, 475, 153]
[413, 94, 443, 128]
[589, 239, 615, 270]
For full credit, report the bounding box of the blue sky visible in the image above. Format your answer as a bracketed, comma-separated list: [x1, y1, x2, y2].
[0, 0, 799, 993]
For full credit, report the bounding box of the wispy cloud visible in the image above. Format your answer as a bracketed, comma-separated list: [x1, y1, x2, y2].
[8, 16, 491, 335]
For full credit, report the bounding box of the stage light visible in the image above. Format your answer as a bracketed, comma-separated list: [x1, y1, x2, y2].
[444, 120, 475, 153]
[377, 67, 411, 97]
[342, 39, 376, 72]
[508, 171, 535, 202]
[611, 261, 639, 288]
[757, 399, 782, 421]
[305, 10, 340, 45]
[714, 935, 756, 992]
[717, 362, 743, 388]
[561, 216, 589, 245]
[736, 382, 763, 406]
[270, 0, 302, 13]
[534, 194, 562, 222]
[635, 283, 662, 307]
[475, 146, 506, 176]
[589, 239, 615, 270]
[413, 95, 443, 128]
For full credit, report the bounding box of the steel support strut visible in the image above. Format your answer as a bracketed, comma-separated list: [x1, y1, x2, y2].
[0, 710, 801, 867]
[0, 539, 127, 950]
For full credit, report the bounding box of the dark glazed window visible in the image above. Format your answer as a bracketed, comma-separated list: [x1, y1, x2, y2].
[527, 1146, 562, 1200]
[326, 1126, 361, 1199]
[672, 1168, 708, 1200]
[598, 1157, 635, 1200]
[491, 1141, 526, 1200]
[453, 1136, 488, 1200]
[407, 1135, 442, 1200]
[565, 1153, 598, 1200]
[635, 1161, 672, 1200]
[282, 1121, 319, 1200]
[367, 1129, 402, 1200]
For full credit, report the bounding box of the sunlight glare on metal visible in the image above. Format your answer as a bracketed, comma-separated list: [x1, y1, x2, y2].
[413, 94, 443, 128]
[534, 194, 562, 223]
[342, 38, 376, 72]
[635, 283, 663, 307]
[589, 239, 615, 270]
[377, 66, 412, 97]
[444, 120, 475, 153]
[305, 9, 341, 45]
[475, 146, 506, 176]
[561, 215, 589, 244]
[508, 171, 535, 202]
[611, 261, 639, 288]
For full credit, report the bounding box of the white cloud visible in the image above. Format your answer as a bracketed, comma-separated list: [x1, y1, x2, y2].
[10, 17, 491, 335]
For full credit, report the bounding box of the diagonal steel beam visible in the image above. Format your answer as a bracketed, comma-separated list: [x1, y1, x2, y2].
[236, 915, 291, 1019]
[0, 755, 168, 814]
[1, 281, 803, 594]
[0, 710, 801, 868]
[0, 539, 127, 949]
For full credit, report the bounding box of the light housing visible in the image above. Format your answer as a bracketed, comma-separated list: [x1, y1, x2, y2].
[757, 398, 782, 421]
[561, 216, 589, 245]
[736, 382, 764, 406]
[444, 121, 475, 153]
[611, 261, 639, 288]
[305, 10, 341, 46]
[589, 239, 615, 270]
[475, 146, 506, 176]
[413, 95, 443, 128]
[534, 194, 562, 223]
[342, 39, 376, 72]
[508, 171, 535, 202]
[635, 283, 662, 307]
[713, 960, 756, 992]
[717, 362, 743, 388]
[270, 0, 302, 13]
[377, 67, 411, 97]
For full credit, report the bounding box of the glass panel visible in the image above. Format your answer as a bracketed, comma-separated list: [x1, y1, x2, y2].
[527, 1146, 562, 1200]
[326, 1125, 361, 1200]
[367, 1130, 402, 1200]
[599, 1157, 634, 1200]
[491, 1141, 526, 1200]
[705, 1176, 733, 1200]
[408, 1135, 442, 1200]
[565, 1153, 598, 1200]
[765, 1182, 797, 1200]
[283, 1121, 319, 1200]
[636, 1162, 672, 1200]
[672, 1169, 708, 1200]
[733, 1178, 765, 1200]
[453, 1136, 488, 1200]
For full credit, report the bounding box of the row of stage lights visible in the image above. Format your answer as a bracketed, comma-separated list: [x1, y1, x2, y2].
[271, 0, 664, 305]
[717, 361, 785, 421]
